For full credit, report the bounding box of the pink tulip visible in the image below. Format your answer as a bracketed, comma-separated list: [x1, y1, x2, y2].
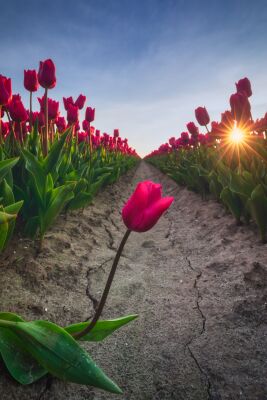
[122, 181, 174, 232]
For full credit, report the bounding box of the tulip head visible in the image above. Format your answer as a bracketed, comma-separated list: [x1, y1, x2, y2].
[186, 121, 199, 137]
[195, 106, 210, 126]
[75, 94, 86, 110]
[38, 59, 56, 89]
[24, 70, 39, 92]
[63, 96, 74, 111]
[9, 96, 28, 122]
[229, 91, 251, 123]
[85, 106, 95, 123]
[236, 77, 252, 97]
[0, 75, 12, 106]
[67, 104, 79, 125]
[113, 129, 120, 138]
[122, 180, 174, 232]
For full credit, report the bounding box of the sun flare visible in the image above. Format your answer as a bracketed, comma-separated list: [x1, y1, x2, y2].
[229, 123, 245, 144]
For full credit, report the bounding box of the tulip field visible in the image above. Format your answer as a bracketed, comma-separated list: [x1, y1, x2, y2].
[0, 61, 267, 400]
[146, 78, 267, 243]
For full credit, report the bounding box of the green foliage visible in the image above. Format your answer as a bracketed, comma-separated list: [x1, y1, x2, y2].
[148, 139, 267, 241]
[0, 312, 138, 391]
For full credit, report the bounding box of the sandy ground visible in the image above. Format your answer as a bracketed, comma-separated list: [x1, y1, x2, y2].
[0, 161, 267, 400]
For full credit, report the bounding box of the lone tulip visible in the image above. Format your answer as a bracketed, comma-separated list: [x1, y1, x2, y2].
[236, 77, 252, 97]
[0, 75, 12, 106]
[195, 107, 210, 126]
[24, 70, 39, 92]
[38, 59, 56, 89]
[122, 181, 174, 232]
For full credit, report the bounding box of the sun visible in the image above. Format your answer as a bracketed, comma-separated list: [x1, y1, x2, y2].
[229, 122, 245, 144]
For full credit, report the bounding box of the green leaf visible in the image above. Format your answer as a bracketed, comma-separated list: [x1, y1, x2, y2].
[248, 184, 267, 242]
[43, 129, 70, 175]
[0, 319, 122, 393]
[65, 314, 138, 342]
[67, 191, 92, 210]
[40, 184, 75, 236]
[0, 179, 14, 206]
[21, 149, 46, 204]
[0, 312, 46, 384]
[3, 200, 23, 248]
[220, 187, 242, 222]
[0, 158, 19, 184]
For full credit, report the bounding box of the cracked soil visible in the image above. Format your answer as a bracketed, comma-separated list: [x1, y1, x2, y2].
[0, 161, 266, 399]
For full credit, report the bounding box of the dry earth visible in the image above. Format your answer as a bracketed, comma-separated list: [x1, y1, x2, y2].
[0, 161, 266, 400]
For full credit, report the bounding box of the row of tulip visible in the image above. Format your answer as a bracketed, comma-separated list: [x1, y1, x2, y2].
[146, 77, 267, 243]
[0, 59, 139, 251]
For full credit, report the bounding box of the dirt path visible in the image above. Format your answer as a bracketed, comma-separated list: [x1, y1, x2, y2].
[0, 161, 267, 400]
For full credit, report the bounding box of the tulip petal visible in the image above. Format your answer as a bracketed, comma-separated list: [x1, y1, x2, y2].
[135, 196, 174, 232]
[122, 182, 149, 230]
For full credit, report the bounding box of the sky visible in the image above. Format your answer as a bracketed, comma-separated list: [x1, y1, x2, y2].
[1, 0, 267, 156]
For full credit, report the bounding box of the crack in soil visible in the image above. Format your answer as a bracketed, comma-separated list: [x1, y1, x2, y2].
[37, 375, 53, 400]
[104, 225, 116, 250]
[185, 256, 212, 399]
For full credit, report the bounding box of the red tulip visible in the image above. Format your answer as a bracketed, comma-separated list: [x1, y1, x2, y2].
[0, 75, 12, 106]
[186, 122, 199, 137]
[67, 104, 79, 124]
[82, 120, 90, 131]
[113, 129, 119, 137]
[38, 59, 56, 89]
[195, 107, 210, 126]
[9, 96, 28, 122]
[229, 92, 251, 123]
[75, 94, 86, 110]
[63, 96, 74, 111]
[122, 181, 174, 232]
[78, 131, 88, 143]
[56, 116, 67, 133]
[38, 96, 59, 120]
[24, 70, 39, 92]
[236, 77, 252, 97]
[85, 106, 95, 122]
[95, 129, 100, 137]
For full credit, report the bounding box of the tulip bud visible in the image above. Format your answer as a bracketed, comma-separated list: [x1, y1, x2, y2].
[9, 96, 28, 122]
[82, 120, 90, 131]
[85, 106, 95, 122]
[122, 181, 174, 232]
[56, 116, 67, 133]
[195, 107, 210, 126]
[24, 70, 39, 92]
[236, 77, 252, 97]
[186, 121, 199, 137]
[67, 104, 79, 125]
[113, 129, 119, 138]
[229, 92, 251, 123]
[0, 75, 12, 106]
[38, 59, 56, 89]
[63, 96, 74, 111]
[75, 94, 86, 110]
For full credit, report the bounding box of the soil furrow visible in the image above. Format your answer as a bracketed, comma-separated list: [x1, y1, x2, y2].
[0, 161, 266, 400]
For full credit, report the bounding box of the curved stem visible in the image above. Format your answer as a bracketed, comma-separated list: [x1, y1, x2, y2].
[73, 229, 131, 340]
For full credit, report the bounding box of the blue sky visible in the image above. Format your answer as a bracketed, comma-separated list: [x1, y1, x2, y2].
[1, 0, 267, 156]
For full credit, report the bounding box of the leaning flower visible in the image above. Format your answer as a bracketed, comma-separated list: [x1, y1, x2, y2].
[122, 181, 174, 232]
[74, 180, 174, 341]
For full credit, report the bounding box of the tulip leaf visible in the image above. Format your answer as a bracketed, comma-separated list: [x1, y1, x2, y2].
[0, 158, 19, 183]
[65, 314, 138, 341]
[21, 149, 46, 203]
[0, 319, 122, 393]
[43, 129, 70, 175]
[0, 313, 47, 384]
[248, 184, 267, 243]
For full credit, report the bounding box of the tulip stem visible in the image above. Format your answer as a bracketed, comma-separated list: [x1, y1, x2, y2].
[29, 91, 33, 131]
[73, 229, 131, 340]
[44, 88, 48, 157]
